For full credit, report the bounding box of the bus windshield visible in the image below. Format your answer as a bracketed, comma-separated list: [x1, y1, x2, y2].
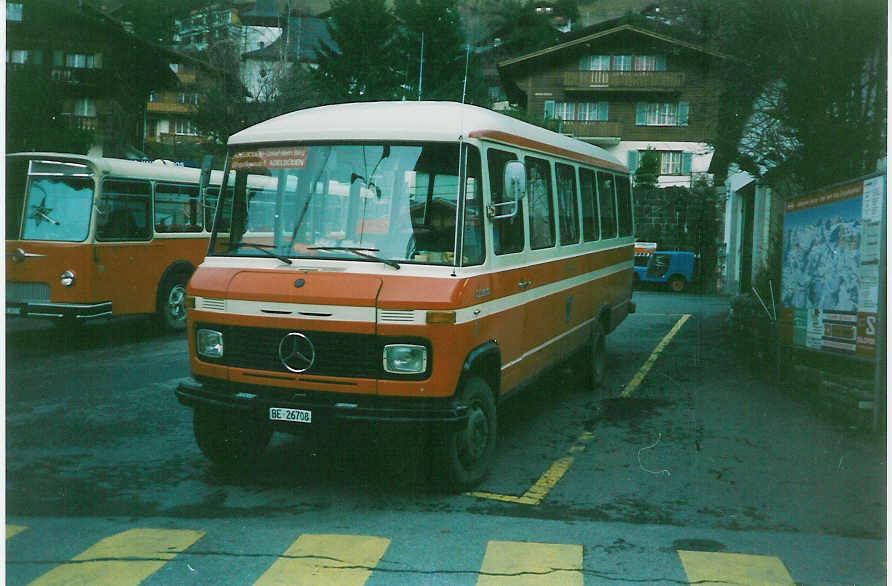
[210, 142, 483, 266]
[20, 161, 94, 242]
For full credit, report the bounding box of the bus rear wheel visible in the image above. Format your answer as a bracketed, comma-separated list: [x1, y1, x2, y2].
[158, 273, 189, 331]
[432, 376, 497, 492]
[193, 408, 272, 473]
[588, 321, 607, 391]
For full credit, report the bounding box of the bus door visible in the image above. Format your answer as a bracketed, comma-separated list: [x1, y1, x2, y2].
[92, 178, 155, 315]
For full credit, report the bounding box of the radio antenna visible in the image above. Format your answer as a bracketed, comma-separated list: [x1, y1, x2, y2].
[461, 44, 470, 103]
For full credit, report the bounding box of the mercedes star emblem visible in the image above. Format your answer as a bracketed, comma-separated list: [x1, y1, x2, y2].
[278, 332, 316, 373]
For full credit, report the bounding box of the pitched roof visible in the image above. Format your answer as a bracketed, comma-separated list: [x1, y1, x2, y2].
[499, 23, 731, 68]
[242, 16, 334, 61]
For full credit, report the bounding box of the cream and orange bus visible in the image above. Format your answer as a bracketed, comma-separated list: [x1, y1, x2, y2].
[5, 153, 227, 330]
[176, 102, 635, 490]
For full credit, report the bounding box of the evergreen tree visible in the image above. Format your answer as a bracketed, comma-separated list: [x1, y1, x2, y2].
[634, 149, 660, 189]
[394, 0, 470, 102]
[312, 0, 401, 103]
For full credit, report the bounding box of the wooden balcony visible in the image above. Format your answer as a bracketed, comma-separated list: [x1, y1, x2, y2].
[559, 120, 623, 142]
[564, 71, 685, 91]
[61, 115, 99, 132]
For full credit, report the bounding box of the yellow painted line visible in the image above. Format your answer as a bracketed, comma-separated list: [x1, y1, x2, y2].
[29, 528, 204, 586]
[254, 534, 390, 586]
[621, 313, 691, 397]
[7, 525, 28, 539]
[477, 540, 583, 585]
[470, 314, 690, 506]
[678, 550, 795, 584]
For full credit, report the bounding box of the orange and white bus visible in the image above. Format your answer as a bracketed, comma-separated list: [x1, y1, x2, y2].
[176, 101, 635, 489]
[5, 153, 227, 330]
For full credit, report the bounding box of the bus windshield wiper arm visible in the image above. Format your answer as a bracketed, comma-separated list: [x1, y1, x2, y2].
[309, 246, 400, 270]
[241, 243, 292, 265]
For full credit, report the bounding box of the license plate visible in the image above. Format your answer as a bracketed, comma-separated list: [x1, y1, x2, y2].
[269, 407, 312, 424]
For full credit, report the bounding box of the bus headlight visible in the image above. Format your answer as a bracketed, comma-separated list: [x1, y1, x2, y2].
[197, 329, 224, 358]
[60, 270, 76, 287]
[383, 344, 427, 374]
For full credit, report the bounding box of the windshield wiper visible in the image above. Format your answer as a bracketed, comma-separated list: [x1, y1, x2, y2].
[308, 246, 400, 270]
[240, 243, 292, 265]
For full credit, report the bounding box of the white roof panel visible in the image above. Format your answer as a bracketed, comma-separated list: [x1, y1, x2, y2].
[228, 101, 626, 171]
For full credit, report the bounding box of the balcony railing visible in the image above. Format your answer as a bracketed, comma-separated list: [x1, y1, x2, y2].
[564, 71, 685, 91]
[559, 120, 623, 141]
[61, 115, 99, 132]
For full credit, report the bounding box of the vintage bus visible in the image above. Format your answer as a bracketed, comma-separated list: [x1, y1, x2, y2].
[176, 102, 636, 490]
[5, 153, 226, 330]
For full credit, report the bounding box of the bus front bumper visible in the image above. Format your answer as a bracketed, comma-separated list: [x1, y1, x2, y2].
[6, 300, 112, 321]
[175, 377, 470, 430]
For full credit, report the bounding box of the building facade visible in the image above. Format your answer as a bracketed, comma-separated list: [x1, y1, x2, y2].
[498, 23, 729, 189]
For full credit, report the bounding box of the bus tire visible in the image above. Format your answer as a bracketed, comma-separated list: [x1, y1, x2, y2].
[433, 376, 497, 492]
[668, 275, 686, 293]
[158, 272, 190, 331]
[588, 321, 607, 391]
[193, 408, 271, 473]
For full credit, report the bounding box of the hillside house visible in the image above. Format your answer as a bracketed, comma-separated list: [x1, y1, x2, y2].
[498, 23, 730, 189]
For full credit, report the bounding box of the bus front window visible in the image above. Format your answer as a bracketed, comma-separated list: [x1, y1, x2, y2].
[211, 143, 483, 266]
[21, 161, 94, 242]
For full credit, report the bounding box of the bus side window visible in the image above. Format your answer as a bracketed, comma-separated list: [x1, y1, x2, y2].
[579, 168, 600, 241]
[555, 162, 580, 245]
[97, 179, 151, 241]
[596, 171, 617, 239]
[487, 148, 524, 255]
[155, 183, 201, 233]
[616, 175, 633, 237]
[526, 156, 555, 250]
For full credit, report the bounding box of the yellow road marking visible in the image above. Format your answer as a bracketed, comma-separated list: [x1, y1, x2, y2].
[621, 313, 691, 397]
[477, 540, 583, 585]
[470, 316, 691, 506]
[29, 528, 204, 586]
[678, 550, 795, 584]
[254, 534, 390, 586]
[7, 525, 27, 539]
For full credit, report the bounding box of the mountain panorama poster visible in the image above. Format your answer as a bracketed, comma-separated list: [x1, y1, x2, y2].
[780, 173, 885, 358]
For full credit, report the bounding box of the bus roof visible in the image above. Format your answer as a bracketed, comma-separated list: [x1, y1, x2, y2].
[228, 102, 627, 173]
[6, 152, 212, 184]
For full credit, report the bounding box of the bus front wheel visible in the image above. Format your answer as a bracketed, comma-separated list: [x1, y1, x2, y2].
[193, 408, 272, 473]
[668, 275, 687, 293]
[433, 376, 497, 492]
[158, 273, 189, 331]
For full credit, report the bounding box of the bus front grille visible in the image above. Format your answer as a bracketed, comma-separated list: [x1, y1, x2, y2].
[7, 281, 50, 302]
[199, 323, 380, 379]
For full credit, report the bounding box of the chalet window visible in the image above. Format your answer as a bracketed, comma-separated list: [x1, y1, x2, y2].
[576, 102, 609, 121]
[64, 97, 97, 117]
[61, 52, 101, 69]
[579, 55, 610, 71]
[174, 119, 198, 135]
[628, 150, 693, 176]
[633, 55, 667, 71]
[552, 102, 575, 120]
[545, 101, 608, 121]
[635, 102, 689, 126]
[6, 2, 23, 21]
[614, 55, 633, 71]
[7, 49, 28, 64]
[148, 92, 160, 102]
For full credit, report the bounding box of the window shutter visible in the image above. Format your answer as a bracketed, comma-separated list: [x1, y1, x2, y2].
[678, 102, 690, 126]
[635, 102, 647, 125]
[544, 100, 555, 119]
[53, 50, 63, 67]
[627, 150, 640, 173]
[681, 152, 693, 175]
[655, 55, 667, 71]
[598, 101, 608, 121]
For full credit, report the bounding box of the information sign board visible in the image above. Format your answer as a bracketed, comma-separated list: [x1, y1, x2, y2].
[779, 173, 885, 358]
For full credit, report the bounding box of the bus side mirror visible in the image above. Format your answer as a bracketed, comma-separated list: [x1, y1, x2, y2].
[488, 161, 526, 220]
